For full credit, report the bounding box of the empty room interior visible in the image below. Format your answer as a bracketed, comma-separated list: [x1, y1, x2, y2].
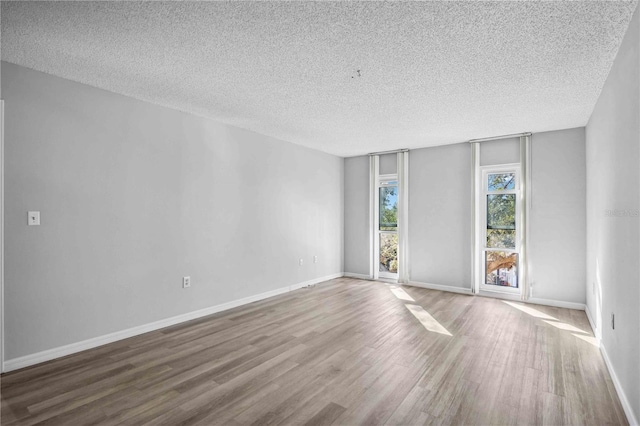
[0, 1, 639, 425]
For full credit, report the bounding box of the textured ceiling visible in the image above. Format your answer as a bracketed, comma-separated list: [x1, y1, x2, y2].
[1, 1, 637, 157]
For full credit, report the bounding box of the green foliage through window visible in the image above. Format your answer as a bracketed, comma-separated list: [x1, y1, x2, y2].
[486, 194, 515, 248]
[488, 173, 515, 191]
[380, 233, 398, 273]
[379, 186, 398, 231]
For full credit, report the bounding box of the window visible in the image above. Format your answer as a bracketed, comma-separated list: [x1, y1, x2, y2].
[377, 176, 398, 278]
[371, 152, 409, 283]
[480, 166, 520, 292]
[485, 251, 518, 287]
[486, 194, 516, 248]
[379, 182, 398, 231]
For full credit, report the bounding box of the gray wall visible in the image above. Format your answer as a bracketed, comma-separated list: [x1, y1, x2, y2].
[344, 131, 587, 302]
[479, 137, 520, 166]
[586, 5, 639, 421]
[410, 132, 586, 297]
[529, 128, 586, 304]
[409, 143, 471, 287]
[478, 132, 587, 302]
[2, 62, 344, 360]
[379, 153, 397, 175]
[344, 156, 370, 276]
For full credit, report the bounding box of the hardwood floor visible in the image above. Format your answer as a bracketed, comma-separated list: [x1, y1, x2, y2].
[0, 277, 627, 425]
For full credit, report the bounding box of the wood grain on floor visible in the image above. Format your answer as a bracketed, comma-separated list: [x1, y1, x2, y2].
[0, 278, 627, 425]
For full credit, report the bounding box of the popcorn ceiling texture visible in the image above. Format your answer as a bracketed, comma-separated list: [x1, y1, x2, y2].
[1, 1, 637, 157]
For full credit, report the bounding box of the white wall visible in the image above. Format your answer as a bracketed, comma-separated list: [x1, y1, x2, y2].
[344, 129, 587, 303]
[529, 128, 586, 304]
[379, 153, 397, 175]
[409, 143, 471, 288]
[585, 4, 639, 423]
[479, 137, 520, 166]
[2, 62, 344, 361]
[344, 156, 370, 276]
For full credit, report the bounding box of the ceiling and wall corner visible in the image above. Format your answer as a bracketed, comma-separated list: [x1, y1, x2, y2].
[1, 1, 637, 157]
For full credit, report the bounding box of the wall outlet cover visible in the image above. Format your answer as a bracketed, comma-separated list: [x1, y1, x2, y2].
[28, 211, 40, 226]
[611, 313, 615, 330]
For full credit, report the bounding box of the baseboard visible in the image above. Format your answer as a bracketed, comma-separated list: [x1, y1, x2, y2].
[475, 290, 585, 311]
[584, 305, 600, 342]
[3, 273, 343, 373]
[600, 343, 639, 425]
[407, 281, 473, 295]
[526, 297, 586, 311]
[290, 273, 344, 290]
[343, 272, 372, 280]
[407, 281, 585, 311]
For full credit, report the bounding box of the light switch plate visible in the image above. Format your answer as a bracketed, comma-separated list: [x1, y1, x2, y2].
[28, 211, 40, 226]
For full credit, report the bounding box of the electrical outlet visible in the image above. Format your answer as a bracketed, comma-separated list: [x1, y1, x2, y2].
[314, 256, 318, 263]
[299, 258, 303, 266]
[611, 313, 615, 330]
[183, 276, 191, 288]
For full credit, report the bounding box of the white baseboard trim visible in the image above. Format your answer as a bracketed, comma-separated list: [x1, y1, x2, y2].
[290, 273, 344, 290]
[407, 281, 473, 295]
[406, 281, 585, 311]
[526, 297, 586, 311]
[343, 272, 372, 280]
[475, 290, 585, 311]
[3, 273, 343, 373]
[600, 342, 639, 426]
[584, 305, 600, 342]
[586, 305, 636, 425]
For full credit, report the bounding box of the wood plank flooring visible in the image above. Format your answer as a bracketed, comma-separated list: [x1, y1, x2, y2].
[0, 277, 628, 425]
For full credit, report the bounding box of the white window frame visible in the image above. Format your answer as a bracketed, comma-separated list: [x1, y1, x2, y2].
[479, 164, 521, 295]
[375, 173, 399, 281]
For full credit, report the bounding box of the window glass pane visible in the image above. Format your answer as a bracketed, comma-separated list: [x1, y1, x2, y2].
[487, 229, 516, 249]
[379, 186, 398, 231]
[485, 251, 518, 288]
[379, 233, 398, 273]
[487, 194, 515, 231]
[488, 173, 515, 191]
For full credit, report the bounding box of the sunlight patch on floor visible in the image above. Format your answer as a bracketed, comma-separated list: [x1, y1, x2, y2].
[390, 286, 415, 302]
[501, 301, 597, 347]
[572, 333, 599, 347]
[543, 320, 588, 334]
[502, 301, 557, 320]
[405, 304, 452, 336]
